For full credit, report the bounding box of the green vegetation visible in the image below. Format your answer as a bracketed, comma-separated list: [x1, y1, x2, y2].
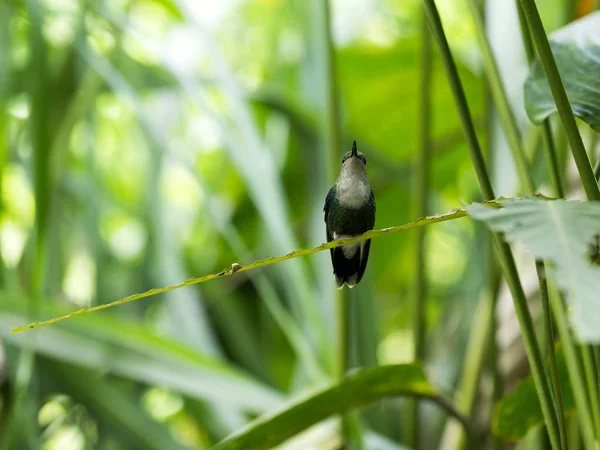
[1, 1, 600, 449]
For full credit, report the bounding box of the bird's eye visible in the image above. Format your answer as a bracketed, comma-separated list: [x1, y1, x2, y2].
[361, 156, 367, 165]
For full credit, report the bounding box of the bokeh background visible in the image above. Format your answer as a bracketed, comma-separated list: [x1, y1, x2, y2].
[0, 0, 587, 449]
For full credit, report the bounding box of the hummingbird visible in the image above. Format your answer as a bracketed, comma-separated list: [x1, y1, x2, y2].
[324, 141, 376, 289]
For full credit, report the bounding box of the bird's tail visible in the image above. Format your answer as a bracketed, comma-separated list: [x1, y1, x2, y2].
[332, 246, 361, 289]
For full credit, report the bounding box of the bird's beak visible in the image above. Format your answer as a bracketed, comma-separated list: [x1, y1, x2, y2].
[351, 140, 358, 158]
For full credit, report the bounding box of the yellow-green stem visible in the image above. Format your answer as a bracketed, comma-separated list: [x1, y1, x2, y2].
[421, 1, 561, 448]
[407, 9, 433, 450]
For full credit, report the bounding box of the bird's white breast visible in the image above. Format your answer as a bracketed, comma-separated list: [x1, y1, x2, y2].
[336, 177, 370, 209]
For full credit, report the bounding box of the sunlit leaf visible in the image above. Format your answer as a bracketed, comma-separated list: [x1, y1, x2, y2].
[524, 12, 600, 131]
[468, 198, 600, 342]
[212, 364, 464, 450]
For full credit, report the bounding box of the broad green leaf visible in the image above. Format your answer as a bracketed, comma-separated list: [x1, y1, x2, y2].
[524, 12, 600, 131]
[0, 300, 282, 412]
[492, 347, 574, 441]
[468, 198, 600, 342]
[212, 364, 464, 450]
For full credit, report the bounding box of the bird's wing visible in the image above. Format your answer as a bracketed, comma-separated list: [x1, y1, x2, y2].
[357, 190, 375, 283]
[367, 190, 376, 229]
[324, 186, 335, 240]
[324, 187, 335, 264]
[357, 239, 371, 284]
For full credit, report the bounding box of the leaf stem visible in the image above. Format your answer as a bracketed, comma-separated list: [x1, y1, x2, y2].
[466, 0, 534, 192]
[581, 345, 600, 438]
[548, 284, 597, 450]
[517, 0, 600, 201]
[323, 0, 353, 444]
[421, 1, 561, 448]
[536, 261, 568, 450]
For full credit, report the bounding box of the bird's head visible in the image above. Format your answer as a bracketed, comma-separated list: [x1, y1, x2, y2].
[341, 141, 367, 174]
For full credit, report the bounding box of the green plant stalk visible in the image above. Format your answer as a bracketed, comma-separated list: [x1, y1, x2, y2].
[518, 2, 596, 447]
[323, 0, 352, 444]
[548, 282, 596, 450]
[407, 11, 433, 450]
[517, 0, 600, 201]
[540, 123, 566, 198]
[581, 346, 600, 438]
[516, 2, 569, 445]
[516, 0, 566, 199]
[466, 0, 534, 192]
[470, 8, 566, 439]
[536, 261, 568, 450]
[421, 1, 561, 448]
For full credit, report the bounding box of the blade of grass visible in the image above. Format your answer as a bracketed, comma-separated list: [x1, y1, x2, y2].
[1, 300, 283, 411]
[536, 261, 568, 449]
[406, 10, 433, 450]
[421, 1, 561, 448]
[466, 0, 535, 193]
[11, 0, 51, 446]
[322, 0, 357, 446]
[548, 282, 596, 450]
[580, 346, 600, 437]
[212, 365, 472, 450]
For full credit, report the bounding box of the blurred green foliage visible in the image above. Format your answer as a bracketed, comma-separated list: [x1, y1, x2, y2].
[0, 0, 585, 449]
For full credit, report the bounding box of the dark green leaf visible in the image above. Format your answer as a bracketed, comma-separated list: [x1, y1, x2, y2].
[524, 12, 600, 131]
[212, 364, 462, 450]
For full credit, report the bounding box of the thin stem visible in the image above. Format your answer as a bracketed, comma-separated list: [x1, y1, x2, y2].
[323, 0, 352, 445]
[466, 0, 534, 192]
[515, 4, 569, 446]
[518, 0, 600, 201]
[548, 284, 597, 450]
[421, 1, 561, 448]
[536, 261, 568, 450]
[516, 0, 565, 198]
[540, 122, 566, 198]
[581, 346, 600, 438]
[407, 11, 433, 450]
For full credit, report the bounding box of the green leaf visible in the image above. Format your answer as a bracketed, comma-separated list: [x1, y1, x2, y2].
[212, 364, 465, 450]
[493, 346, 574, 441]
[524, 12, 600, 131]
[44, 360, 189, 450]
[0, 300, 283, 413]
[468, 198, 600, 342]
